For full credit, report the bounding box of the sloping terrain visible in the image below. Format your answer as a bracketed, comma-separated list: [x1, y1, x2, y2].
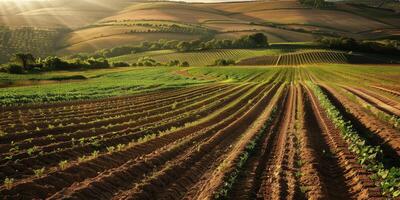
[53, 0, 400, 54]
[0, 66, 399, 199]
[0, 0, 399, 57]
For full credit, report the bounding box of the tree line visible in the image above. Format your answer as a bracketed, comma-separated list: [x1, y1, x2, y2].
[0, 33, 269, 74]
[318, 37, 400, 56]
[90, 33, 269, 58]
[299, 0, 330, 8]
[0, 53, 191, 74]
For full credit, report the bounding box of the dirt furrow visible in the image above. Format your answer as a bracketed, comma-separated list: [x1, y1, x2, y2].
[108, 83, 281, 200]
[304, 84, 383, 199]
[0, 84, 251, 183]
[187, 83, 287, 200]
[322, 84, 400, 161]
[256, 84, 303, 200]
[372, 85, 400, 97]
[0, 84, 227, 130]
[0, 83, 271, 199]
[0, 85, 230, 143]
[296, 84, 328, 199]
[342, 86, 400, 117]
[0, 84, 234, 155]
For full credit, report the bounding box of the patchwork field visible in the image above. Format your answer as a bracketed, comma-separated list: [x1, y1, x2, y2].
[0, 65, 399, 199]
[1, 0, 399, 58]
[0, 0, 399, 199]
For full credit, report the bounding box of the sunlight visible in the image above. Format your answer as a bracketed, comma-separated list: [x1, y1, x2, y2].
[0, 0, 121, 28]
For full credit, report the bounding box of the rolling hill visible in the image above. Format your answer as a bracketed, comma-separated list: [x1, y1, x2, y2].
[0, 0, 399, 59]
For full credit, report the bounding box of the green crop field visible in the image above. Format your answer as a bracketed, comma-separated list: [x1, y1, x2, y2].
[110, 49, 292, 66]
[1, 65, 400, 199]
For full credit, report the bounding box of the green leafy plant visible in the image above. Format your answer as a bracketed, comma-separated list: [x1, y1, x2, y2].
[33, 167, 45, 178]
[59, 160, 68, 170]
[214, 107, 277, 199]
[308, 82, 400, 198]
[4, 177, 14, 190]
[91, 150, 99, 159]
[27, 146, 39, 156]
[107, 146, 116, 153]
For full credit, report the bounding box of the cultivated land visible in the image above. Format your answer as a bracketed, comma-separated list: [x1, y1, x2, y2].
[0, 64, 400, 199]
[1, 0, 400, 199]
[1, 0, 399, 60]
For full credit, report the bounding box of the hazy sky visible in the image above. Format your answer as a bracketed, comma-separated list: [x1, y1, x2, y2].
[1, 0, 253, 2]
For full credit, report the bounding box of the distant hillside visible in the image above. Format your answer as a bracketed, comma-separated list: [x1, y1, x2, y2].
[0, 0, 399, 60]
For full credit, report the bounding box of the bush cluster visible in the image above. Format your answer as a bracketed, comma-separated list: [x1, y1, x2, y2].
[213, 59, 236, 66]
[318, 37, 400, 56]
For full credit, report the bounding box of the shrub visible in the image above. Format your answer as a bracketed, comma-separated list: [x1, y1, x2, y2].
[213, 59, 236, 66]
[112, 62, 130, 67]
[168, 60, 180, 67]
[180, 61, 190, 67]
[7, 64, 24, 74]
[318, 37, 400, 56]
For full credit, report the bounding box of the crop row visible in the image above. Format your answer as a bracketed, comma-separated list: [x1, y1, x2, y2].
[0, 80, 278, 199]
[0, 84, 250, 172]
[238, 50, 349, 66]
[308, 82, 400, 198]
[0, 84, 228, 135]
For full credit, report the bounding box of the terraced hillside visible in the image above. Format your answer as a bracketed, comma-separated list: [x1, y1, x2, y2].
[0, 65, 399, 199]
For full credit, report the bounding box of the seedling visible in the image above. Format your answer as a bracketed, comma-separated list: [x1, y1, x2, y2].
[4, 177, 14, 190]
[59, 160, 68, 170]
[34, 167, 45, 178]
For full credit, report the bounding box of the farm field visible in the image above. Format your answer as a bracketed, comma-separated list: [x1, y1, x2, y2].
[1, 0, 400, 199]
[109, 49, 290, 66]
[110, 48, 399, 67]
[0, 65, 399, 199]
[1, 0, 399, 60]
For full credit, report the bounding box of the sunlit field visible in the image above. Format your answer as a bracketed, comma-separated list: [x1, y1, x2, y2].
[0, 0, 399, 199]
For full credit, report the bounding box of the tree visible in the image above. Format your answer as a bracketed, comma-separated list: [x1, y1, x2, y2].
[213, 59, 235, 66]
[14, 53, 35, 70]
[42, 56, 69, 70]
[248, 33, 269, 48]
[112, 62, 130, 67]
[7, 64, 24, 74]
[180, 61, 190, 67]
[168, 60, 180, 67]
[177, 41, 191, 52]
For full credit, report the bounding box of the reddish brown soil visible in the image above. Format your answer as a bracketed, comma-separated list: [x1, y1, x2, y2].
[342, 86, 400, 117]
[303, 84, 382, 199]
[372, 85, 400, 97]
[321, 84, 400, 160]
[0, 70, 395, 200]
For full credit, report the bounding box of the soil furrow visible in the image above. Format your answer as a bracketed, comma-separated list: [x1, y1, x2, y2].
[304, 84, 382, 199]
[0, 83, 270, 199]
[113, 83, 282, 200]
